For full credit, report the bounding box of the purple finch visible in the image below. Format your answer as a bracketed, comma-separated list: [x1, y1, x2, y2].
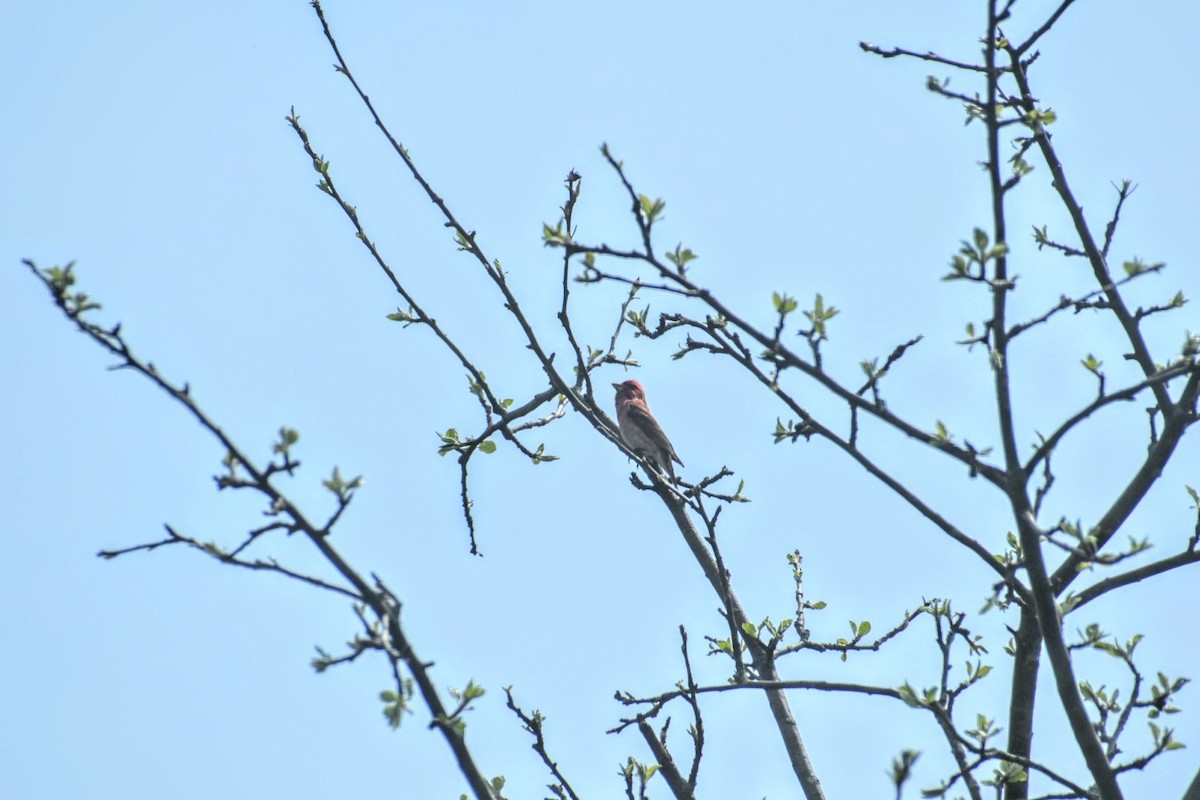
[612, 379, 684, 481]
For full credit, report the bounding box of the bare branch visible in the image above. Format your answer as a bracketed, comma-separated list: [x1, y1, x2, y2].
[859, 40, 994, 73]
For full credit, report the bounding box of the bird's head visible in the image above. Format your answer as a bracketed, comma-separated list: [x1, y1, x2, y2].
[612, 379, 646, 401]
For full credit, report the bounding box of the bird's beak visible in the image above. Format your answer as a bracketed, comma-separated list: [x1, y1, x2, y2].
[612, 383, 622, 391]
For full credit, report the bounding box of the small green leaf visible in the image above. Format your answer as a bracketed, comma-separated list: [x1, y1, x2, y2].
[638, 194, 666, 224]
[542, 221, 570, 246]
[773, 291, 798, 315]
[438, 428, 462, 456]
[898, 682, 923, 708]
[973, 227, 989, 251]
[1123, 257, 1165, 276]
[802, 293, 839, 337]
[942, 252, 970, 281]
[666, 244, 698, 270]
[273, 426, 300, 455]
[530, 443, 558, 464]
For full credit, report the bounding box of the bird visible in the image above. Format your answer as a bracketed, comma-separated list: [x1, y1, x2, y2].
[612, 379, 684, 481]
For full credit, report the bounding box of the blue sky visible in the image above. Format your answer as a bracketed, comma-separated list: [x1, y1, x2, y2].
[4, 2, 1198, 798]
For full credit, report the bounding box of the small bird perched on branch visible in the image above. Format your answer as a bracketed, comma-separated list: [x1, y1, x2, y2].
[612, 379, 684, 482]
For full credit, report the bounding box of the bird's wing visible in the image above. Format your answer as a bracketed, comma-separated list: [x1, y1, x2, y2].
[626, 404, 684, 466]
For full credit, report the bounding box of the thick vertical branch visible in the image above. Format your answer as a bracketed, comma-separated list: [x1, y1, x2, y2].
[1016, 509, 1123, 799]
[985, 2, 1121, 796]
[1184, 766, 1200, 800]
[753, 654, 826, 800]
[982, 3, 1018, 475]
[662, 496, 826, 800]
[1003, 610, 1042, 800]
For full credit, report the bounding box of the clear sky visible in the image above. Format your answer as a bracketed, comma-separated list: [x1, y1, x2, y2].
[4, 2, 1198, 798]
